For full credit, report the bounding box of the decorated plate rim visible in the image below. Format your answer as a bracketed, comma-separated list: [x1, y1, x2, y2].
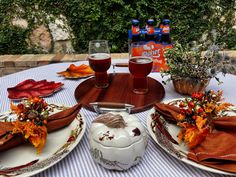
[0, 103, 86, 177]
[146, 98, 236, 176]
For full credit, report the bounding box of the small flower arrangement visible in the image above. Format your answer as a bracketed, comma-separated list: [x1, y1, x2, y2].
[176, 90, 232, 149]
[161, 32, 233, 95]
[11, 97, 49, 153]
[162, 41, 229, 84]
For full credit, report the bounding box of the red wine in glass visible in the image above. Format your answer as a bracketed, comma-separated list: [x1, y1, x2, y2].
[129, 57, 153, 94]
[88, 53, 111, 88]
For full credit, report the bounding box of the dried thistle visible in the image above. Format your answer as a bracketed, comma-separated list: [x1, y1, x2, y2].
[162, 39, 231, 83]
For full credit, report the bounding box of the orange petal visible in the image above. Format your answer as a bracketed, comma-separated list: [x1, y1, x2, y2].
[57, 64, 94, 78]
[68, 64, 77, 71]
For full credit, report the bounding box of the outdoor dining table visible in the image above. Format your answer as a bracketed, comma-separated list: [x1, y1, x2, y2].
[0, 59, 235, 177]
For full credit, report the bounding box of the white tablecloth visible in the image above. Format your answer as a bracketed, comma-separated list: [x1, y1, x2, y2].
[0, 59, 235, 177]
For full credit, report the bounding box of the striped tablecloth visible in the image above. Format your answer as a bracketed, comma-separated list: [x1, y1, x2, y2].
[0, 59, 235, 177]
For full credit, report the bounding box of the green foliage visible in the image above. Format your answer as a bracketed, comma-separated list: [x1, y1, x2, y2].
[0, 26, 29, 54]
[0, 0, 235, 54]
[161, 41, 230, 83]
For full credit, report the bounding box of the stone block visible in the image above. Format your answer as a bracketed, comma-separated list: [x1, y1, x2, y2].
[53, 40, 74, 54]
[37, 61, 50, 66]
[4, 61, 15, 67]
[15, 55, 38, 67]
[29, 25, 52, 53]
[0, 68, 3, 76]
[51, 54, 65, 63]
[3, 67, 27, 76]
[2, 55, 21, 67]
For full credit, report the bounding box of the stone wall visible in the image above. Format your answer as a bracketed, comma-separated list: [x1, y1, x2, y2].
[0, 52, 236, 77]
[0, 53, 128, 76]
[12, 15, 74, 54]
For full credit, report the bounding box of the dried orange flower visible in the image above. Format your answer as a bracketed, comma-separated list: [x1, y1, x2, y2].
[176, 90, 232, 149]
[215, 102, 233, 114]
[11, 97, 49, 153]
[176, 114, 185, 121]
[12, 121, 47, 154]
[195, 116, 207, 130]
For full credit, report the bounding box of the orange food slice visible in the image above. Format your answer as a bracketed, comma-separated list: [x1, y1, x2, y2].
[57, 64, 94, 78]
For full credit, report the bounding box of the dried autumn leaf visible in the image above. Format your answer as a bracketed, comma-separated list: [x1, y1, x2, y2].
[57, 64, 94, 78]
[187, 127, 210, 149]
[12, 121, 47, 154]
[215, 102, 233, 114]
[196, 116, 207, 130]
[7, 79, 64, 100]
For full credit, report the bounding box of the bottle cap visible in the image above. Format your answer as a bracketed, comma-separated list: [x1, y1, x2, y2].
[163, 19, 170, 23]
[132, 19, 140, 26]
[147, 19, 155, 25]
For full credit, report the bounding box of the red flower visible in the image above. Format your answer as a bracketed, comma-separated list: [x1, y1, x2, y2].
[188, 101, 195, 108]
[180, 109, 186, 114]
[197, 107, 204, 113]
[187, 108, 193, 114]
[192, 92, 204, 100]
[179, 101, 185, 107]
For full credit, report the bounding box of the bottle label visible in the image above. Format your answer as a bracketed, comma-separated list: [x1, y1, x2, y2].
[130, 41, 172, 72]
[162, 26, 170, 34]
[132, 26, 140, 35]
[147, 26, 154, 35]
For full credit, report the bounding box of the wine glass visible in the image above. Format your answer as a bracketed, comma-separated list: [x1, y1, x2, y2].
[129, 42, 153, 94]
[88, 40, 111, 88]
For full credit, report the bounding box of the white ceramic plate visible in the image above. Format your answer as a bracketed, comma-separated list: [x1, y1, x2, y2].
[60, 74, 93, 79]
[0, 104, 86, 177]
[146, 98, 236, 176]
[57, 72, 94, 79]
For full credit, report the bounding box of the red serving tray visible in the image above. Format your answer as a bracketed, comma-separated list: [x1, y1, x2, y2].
[74, 73, 165, 113]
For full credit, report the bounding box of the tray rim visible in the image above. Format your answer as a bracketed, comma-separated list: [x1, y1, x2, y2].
[74, 73, 165, 113]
